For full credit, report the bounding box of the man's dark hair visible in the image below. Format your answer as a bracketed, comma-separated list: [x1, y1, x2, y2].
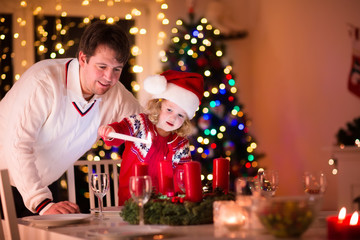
[77, 20, 130, 64]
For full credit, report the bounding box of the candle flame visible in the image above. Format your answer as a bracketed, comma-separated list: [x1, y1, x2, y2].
[338, 207, 346, 220]
[350, 212, 359, 225]
[226, 216, 237, 224]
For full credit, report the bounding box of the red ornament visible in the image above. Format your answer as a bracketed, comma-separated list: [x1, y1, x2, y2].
[170, 196, 185, 204]
[196, 57, 208, 67]
[348, 54, 360, 98]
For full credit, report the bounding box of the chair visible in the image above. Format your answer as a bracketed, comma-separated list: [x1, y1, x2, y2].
[67, 159, 122, 209]
[0, 169, 20, 240]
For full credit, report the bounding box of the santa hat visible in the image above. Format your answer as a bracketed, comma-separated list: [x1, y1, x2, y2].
[143, 70, 204, 119]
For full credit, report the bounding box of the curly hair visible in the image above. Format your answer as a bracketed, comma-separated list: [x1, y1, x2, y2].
[146, 99, 193, 137]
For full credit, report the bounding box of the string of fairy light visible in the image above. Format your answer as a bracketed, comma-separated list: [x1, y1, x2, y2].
[0, 15, 13, 98]
[7, 0, 170, 156]
[7, 0, 169, 93]
[328, 140, 360, 176]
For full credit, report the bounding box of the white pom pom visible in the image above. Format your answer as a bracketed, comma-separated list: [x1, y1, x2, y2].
[143, 75, 167, 94]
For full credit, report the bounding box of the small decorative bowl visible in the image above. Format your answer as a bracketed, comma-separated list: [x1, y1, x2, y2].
[255, 195, 320, 238]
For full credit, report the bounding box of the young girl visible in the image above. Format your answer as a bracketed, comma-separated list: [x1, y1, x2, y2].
[98, 70, 204, 205]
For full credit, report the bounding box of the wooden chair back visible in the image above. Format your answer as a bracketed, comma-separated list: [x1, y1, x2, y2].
[0, 169, 20, 240]
[67, 159, 122, 209]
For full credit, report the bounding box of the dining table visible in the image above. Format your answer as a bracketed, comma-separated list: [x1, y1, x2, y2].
[16, 208, 333, 240]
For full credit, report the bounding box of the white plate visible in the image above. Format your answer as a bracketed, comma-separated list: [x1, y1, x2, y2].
[22, 214, 92, 227]
[86, 225, 168, 240]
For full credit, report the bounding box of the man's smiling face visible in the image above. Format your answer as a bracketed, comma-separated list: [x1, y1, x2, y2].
[79, 44, 124, 99]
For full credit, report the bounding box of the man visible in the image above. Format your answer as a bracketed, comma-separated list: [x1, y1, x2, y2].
[0, 21, 142, 217]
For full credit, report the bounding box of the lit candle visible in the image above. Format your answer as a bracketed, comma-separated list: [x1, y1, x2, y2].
[339, 207, 347, 222]
[184, 161, 202, 202]
[158, 161, 174, 195]
[213, 200, 248, 231]
[327, 207, 360, 240]
[346, 211, 360, 239]
[224, 216, 241, 231]
[108, 132, 151, 144]
[327, 207, 347, 239]
[213, 158, 230, 193]
[350, 212, 359, 225]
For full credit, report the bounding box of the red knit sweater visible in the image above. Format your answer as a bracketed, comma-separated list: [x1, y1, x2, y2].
[104, 113, 191, 205]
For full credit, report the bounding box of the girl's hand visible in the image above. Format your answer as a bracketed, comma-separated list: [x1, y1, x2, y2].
[98, 125, 115, 141]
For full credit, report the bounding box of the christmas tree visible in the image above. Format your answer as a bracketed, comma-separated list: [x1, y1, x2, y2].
[161, 13, 262, 190]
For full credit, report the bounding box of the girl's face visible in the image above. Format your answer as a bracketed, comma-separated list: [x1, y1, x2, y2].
[156, 100, 187, 134]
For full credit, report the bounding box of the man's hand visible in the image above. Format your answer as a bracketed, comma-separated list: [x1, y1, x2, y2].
[43, 201, 80, 215]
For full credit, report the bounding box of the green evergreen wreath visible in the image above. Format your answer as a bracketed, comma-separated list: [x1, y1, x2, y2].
[120, 191, 235, 226]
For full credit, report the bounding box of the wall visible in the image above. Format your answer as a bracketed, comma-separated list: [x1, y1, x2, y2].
[250, 0, 360, 210]
[165, 0, 360, 210]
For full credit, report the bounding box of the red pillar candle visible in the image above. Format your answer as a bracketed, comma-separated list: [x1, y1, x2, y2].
[184, 161, 203, 202]
[213, 158, 230, 193]
[346, 212, 360, 239]
[132, 163, 149, 197]
[158, 161, 174, 195]
[327, 207, 360, 240]
[327, 215, 347, 240]
[133, 162, 149, 177]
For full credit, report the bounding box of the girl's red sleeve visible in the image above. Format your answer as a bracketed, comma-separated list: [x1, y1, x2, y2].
[103, 119, 132, 146]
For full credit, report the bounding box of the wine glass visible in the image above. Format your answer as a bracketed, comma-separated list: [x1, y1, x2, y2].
[258, 170, 279, 197]
[303, 171, 327, 195]
[235, 177, 261, 230]
[129, 175, 152, 225]
[235, 177, 261, 198]
[175, 168, 186, 195]
[90, 173, 110, 219]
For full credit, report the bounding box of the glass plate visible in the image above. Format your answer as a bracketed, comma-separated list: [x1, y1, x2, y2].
[22, 213, 92, 227]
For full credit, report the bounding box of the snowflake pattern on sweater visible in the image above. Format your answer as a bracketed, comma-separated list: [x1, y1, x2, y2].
[108, 113, 191, 166]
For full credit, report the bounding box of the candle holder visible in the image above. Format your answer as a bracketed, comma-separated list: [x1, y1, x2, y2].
[213, 201, 249, 232]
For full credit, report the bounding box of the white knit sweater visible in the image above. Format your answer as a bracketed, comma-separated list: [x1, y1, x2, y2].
[0, 58, 142, 213]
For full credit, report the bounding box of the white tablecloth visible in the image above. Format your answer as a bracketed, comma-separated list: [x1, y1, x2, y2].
[18, 211, 332, 240]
